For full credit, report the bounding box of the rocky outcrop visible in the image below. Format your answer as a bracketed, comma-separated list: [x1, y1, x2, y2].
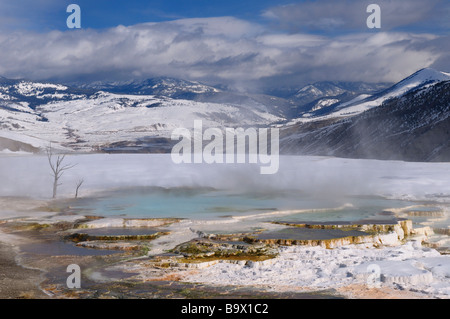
[194, 231, 265, 242]
[157, 238, 280, 268]
[244, 232, 400, 249]
[434, 228, 450, 236]
[246, 220, 418, 248]
[145, 254, 278, 270]
[76, 217, 181, 229]
[65, 231, 169, 243]
[272, 219, 413, 235]
[172, 239, 278, 260]
[76, 241, 142, 251]
[64, 232, 169, 243]
[407, 210, 445, 217]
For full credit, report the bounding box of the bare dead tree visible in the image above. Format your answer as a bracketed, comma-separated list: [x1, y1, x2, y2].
[75, 178, 84, 199]
[46, 144, 76, 199]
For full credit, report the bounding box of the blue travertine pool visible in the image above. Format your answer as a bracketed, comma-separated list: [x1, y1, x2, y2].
[69, 187, 422, 222]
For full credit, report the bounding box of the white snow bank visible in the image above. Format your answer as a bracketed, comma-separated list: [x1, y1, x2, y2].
[353, 261, 433, 286]
[186, 240, 450, 298]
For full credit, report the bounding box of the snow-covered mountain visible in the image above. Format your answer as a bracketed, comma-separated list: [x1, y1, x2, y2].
[75, 77, 220, 98]
[281, 72, 450, 161]
[0, 80, 283, 153]
[73, 77, 296, 119]
[289, 81, 390, 117]
[293, 82, 345, 103]
[73, 77, 396, 121]
[291, 68, 450, 122]
[1, 68, 449, 161]
[0, 77, 93, 109]
[375, 68, 450, 98]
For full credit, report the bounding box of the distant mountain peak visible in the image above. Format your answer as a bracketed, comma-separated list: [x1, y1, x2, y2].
[76, 76, 221, 97]
[404, 67, 450, 83]
[373, 68, 450, 101]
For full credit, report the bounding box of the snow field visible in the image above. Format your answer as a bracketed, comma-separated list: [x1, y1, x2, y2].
[186, 240, 450, 297]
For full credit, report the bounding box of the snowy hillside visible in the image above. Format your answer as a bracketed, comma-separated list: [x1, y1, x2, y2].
[1, 68, 449, 159]
[281, 80, 450, 161]
[289, 81, 390, 118]
[0, 77, 92, 108]
[75, 77, 221, 98]
[292, 68, 450, 122]
[0, 86, 283, 153]
[293, 82, 345, 103]
[73, 77, 296, 119]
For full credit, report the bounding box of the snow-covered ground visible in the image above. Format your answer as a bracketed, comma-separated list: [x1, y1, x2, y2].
[185, 241, 450, 298]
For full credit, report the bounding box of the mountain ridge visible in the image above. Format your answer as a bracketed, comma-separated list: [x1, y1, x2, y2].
[0, 68, 449, 161]
[280, 79, 450, 161]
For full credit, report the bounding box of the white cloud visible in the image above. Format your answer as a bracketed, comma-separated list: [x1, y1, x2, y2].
[0, 16, 447, 89]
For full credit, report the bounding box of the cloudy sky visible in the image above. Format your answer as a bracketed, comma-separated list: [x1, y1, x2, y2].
[0, 0, 448, 91]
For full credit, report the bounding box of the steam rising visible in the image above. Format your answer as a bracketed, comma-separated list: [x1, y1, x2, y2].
[0, 154, 448, 202]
